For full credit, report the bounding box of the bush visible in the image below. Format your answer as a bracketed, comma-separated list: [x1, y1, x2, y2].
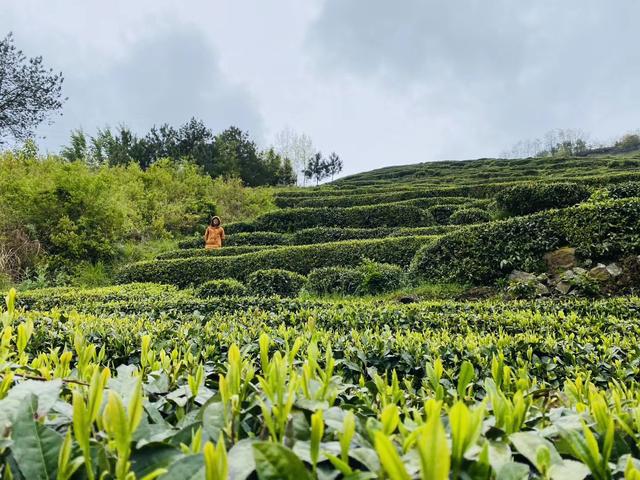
[250, 203, 436, 232]
[118, 235, 434, 287]
[157, 245, 273, 260]
[358, 260, 404, 295]
[495, 182, 591, 216]
[411, 198, 640, 285]
[291, 225, 450, 245]
[246, 269, 306, 297]
[427, 205, 459, 224]
[449, 207, 492, 225]
[226, 231, 290, 246]
[608, 181, 640, 199]
[196, 279, 247, 298]
[306, 267, 365, 295]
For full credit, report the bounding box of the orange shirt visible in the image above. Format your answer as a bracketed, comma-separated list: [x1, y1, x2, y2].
[204, 226, 225, 249]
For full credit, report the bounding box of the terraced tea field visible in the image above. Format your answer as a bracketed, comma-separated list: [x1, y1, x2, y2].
[3, 154, 640, 479]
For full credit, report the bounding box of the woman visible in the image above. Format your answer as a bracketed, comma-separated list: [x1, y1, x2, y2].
[204, 216, 225, 249]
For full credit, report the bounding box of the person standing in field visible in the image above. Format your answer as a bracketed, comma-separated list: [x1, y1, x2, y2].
[204, 216, 225, 249]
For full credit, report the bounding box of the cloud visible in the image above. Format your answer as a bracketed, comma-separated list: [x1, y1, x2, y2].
[307, 0, 640, 151]
[5, 21, 264, 150]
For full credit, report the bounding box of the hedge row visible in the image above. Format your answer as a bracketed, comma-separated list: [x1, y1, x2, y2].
[177, 225, 454, 249]
[177, 231, 287, 249]
[411, 198, 640, 284]
[118, 235, 435, 287]
[157, 245, 275, 260]
[275, 190, 479, 209]
[495, 182, 591, 216]
[608, 181, 640, 199]
[289, 225, 451, 244]
[249, 203, 436, 232]
[275, 171, 640, 208]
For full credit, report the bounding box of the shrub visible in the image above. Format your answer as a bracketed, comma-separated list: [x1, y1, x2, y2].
[246, 269, 306, 297]
[157, 245, 272, 260]
[306, 267, 365, 295]
[251, 203, 435, 232]
[196, 279, 247, 298]
[358, 259, 404, 295]
[118, 235, 434, 287]
[495, 182, 591, 216]
[427, 204, 459, 224]
[411, 198, 640, 285]
[449, 207, 492, 225]
[226, 231, 290, 246]
[608, 181, 640, 199]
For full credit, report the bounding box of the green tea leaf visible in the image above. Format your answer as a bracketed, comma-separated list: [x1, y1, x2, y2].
[252, 442, 311, 480]
[11, 395, 63, 480]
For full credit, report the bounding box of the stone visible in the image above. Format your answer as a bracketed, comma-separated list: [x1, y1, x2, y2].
[544, 247, 577, 274]
[555, 281, 573, 295]
[573, 267, 587, 275]
[508, 270, 537, 283]
[588, 264, 611, 281]
[534, 283, 549, 296]
[606, 263, 622, 277]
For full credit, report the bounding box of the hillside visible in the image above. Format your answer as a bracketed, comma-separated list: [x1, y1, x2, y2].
[3, 152, 640, 478]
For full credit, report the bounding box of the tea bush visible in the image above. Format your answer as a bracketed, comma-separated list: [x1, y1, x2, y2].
[427, 204, 459, 224]
[305, 266, 365, 295]
[118, 235, 435, 286]
[4, 287, 640, 478]
[496, 181, 591, 215]
[157, 245, 272, 260]
[246, 268, 306, 297]
[411, 198, 640, 284]
[249, 203, 436, 232]
[607, 180, 640, 199]
[449, 207, 492, 225]
[197, 278, 247, 298]
[358, 259, 404, 294]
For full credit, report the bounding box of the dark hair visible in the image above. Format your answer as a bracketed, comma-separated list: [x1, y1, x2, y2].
[210, 216, 221, 226]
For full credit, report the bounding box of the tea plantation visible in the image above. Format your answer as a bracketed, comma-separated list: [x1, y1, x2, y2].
[4, 153, 640, 479]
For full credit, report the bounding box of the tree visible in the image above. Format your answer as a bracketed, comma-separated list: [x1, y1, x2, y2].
[0, 33, 66, 144]
[60, 129, 88, 163]
[274, 127, 314, 185]
[325, 152, 343, 181]
[213, 126, 262, 184]
[303, 152, 330, 186]
[260, 148, 297, 186]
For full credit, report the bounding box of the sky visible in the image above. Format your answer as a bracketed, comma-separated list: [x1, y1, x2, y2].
[2, 1, 640, 177]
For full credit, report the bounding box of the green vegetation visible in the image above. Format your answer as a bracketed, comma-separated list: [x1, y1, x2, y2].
[247, 269, 307, 297]
[0, 152, 274, 286]
[197, 279, 247, 298]
[3, 146, 640, 478]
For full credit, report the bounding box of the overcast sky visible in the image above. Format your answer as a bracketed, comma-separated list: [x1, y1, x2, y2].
[2, 1, 640, 176]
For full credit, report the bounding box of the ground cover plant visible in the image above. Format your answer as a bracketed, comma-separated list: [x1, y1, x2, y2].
[5, 288, 640, 478]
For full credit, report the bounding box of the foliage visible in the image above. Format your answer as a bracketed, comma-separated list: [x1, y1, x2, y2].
[60, 122, 296, 186]
[3, 289, 640, 477]
[358, 259, 404, 295]
[158, 245, 272, 260]
[250, 203, 435, 232]
[246, 269, 306, 297]
[411, 198, 640, 284]
[496, 182, 591, 216]
[607, 181, 640, 199]
[305, 267, 366, 296]
[449, 207, 492, 225]
[0, 33, 65, 144]
[196, 279, 247, 298]
[118, 235, 434, 287]
[0, 153, 273, 282]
